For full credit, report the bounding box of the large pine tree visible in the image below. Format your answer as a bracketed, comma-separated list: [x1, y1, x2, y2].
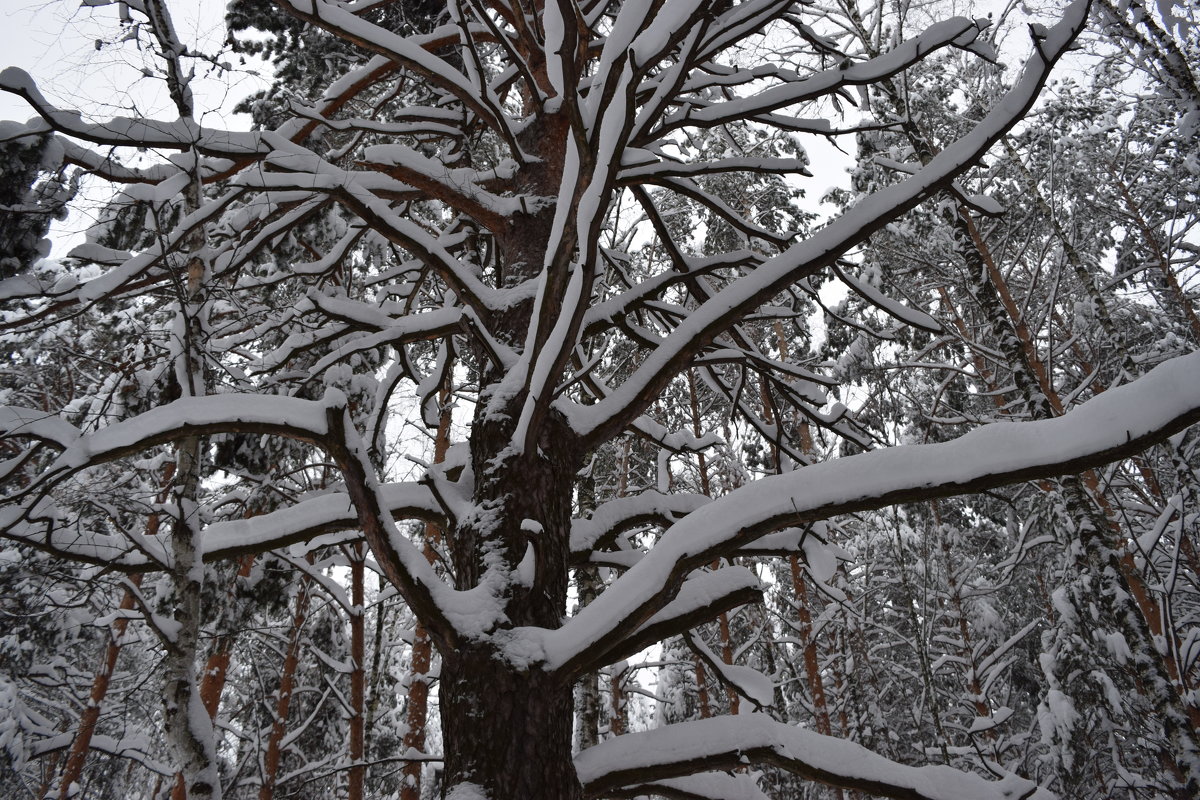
[1, 1, 1198, 798]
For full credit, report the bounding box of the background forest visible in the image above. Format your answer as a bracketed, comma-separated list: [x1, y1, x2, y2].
[0, 0, 1198, 799]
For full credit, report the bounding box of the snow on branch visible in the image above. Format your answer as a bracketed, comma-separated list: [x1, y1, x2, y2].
[569, 490, 708, 558]
[201, 481, 443, 563]
[0, 68, 266, 156]
[586, 566, 764, 670]
[647, 15, 989, 138]
[544, 346, 1200, 676]
[275, 0, 518, 151]
[571, 0, 1092, 446]
[0, 393, 486, 649]
[575, 715, 1053, 800]
[602, 772, 771, 800]
[6, 393, 337, 482]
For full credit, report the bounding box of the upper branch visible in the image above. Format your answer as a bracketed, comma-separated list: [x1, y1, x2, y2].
[570, 0, 1091, 447]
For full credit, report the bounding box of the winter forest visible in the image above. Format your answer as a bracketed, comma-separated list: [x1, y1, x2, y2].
[0, 0, 1199, 798]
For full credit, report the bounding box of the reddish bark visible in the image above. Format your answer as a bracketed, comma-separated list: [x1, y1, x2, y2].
[348, 542, 366, 800]
[58, 463, 176, 798]
[258, 575, 314, 800]
[788, 556, 833, 737]
[57, 576, 142, 800]
[199, 553, 256, 720]
[401, 387, 452, 800]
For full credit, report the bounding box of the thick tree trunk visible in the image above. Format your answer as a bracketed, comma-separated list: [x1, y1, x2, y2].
[441, 650, 581, 800]
[438, 398, 582, 798]
[434, 80, 584, 800]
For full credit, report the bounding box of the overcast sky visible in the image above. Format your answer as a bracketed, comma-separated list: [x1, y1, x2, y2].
[0, 1, 268, 250]
[0, 1, 262, 127]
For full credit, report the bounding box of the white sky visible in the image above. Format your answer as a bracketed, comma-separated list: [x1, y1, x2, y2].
[0, 1, 265, 121]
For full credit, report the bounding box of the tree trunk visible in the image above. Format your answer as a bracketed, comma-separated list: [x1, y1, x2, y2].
[401, 383, 452, 800]
[441, 649, 581, 799]
[438, 396, 582, 798]
[58, 461, 176, 797]
[258, 572, 313, 800]
[789, 556, 832, 736]
[407, 87, 586, 793]
[348, 542, 366, 800]
[199, 554, 256, 720]
[572, 565, 604, 751]
[57, 576, 141, 799]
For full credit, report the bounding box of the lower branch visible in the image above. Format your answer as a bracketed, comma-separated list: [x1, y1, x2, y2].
[575, 715, 1053, 800]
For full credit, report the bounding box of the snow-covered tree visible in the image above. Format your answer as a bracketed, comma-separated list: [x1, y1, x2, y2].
[2, 1, 1199, 799]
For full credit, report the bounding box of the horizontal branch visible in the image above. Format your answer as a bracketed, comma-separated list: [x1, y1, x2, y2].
[583, 567, 763, 670]
[0, 68, 266, 156]
[576, 715, 1053, 800]
[543, 346, 1200, 677]
[201, 482, 443, 563]
[569, 490, 708, 558]
[604, 772, 770, 800]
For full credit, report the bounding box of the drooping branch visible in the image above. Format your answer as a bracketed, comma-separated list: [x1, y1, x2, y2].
[582, 567, 764, 670]
[0, 393, 473, 650]
[569, 490, 708, 559]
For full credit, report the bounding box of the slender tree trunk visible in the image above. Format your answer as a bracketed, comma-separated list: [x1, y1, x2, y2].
[57, 576, 142, 799]
[573, 565, 604, 750]
[348, 542, 366, 800]
[401, 386, 452, 800]
[258, 573, 314, 800]
[609, 663, 627, 737]
[687, 370, 741, 715]
[57, 460, 177, 797]
[165, 258, 216, 800]
[364, 571, 390, 766]
[143, 5, 220, 791]
[165, 431, 219, 800]
[694, 657, 712, 719]
[762, 331, 836, 738]
[200, 554, 256, 720]
[788, 556, 833, 736]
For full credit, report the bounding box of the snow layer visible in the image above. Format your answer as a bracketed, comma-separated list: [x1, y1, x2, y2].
[541, 347, 1200, 670]
[575, 715, 1054, 800]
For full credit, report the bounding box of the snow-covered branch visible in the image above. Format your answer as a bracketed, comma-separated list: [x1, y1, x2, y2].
[545, 346, 1200, 676]
[571, 0, 1091, 446]
[575, 715, 1053, 800]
